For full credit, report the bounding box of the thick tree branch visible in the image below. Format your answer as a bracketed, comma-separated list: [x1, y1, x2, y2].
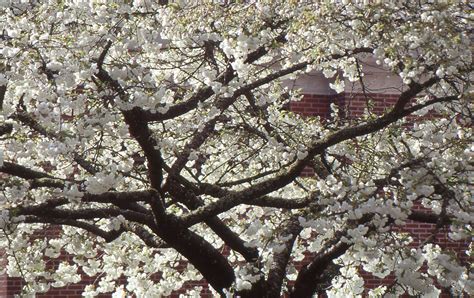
[407, 211, 453, 225]
[163, 116, 221, 189]
[0, 161, 55, 179]
[0, 123, 12, 136]
[29, 178, 66, 189]
[290, 241, 350, 298]
[288, 213, 375, 298]
[249, 195, 314, 209]
[82, 190, 156, 215]
[167, 180, 258, 262]
[126, 222, 169, 248]
[265, 217, 302, 297]
[122, 108, 165, 190]
[150, 216, 235, 294]
[392, 77, 440, 112]
[0, 83, 6, 110]
[22, 216, 125, 243]
[82, 190, 154, 204]
[16, 205, 153, 226]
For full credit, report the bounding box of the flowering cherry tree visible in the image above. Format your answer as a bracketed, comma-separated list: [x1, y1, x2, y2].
[0, 1, 472, 297]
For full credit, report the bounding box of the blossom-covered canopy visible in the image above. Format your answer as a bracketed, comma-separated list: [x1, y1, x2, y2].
[0, 1, 472, 297]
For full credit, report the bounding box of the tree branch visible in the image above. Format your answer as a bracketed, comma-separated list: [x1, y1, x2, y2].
[249, 195, 314, 209]
[16, 205, 153, 226]
[392, 77, 439, 112]
[265, 217, 302, 297]
[0, 123, 12, 136]
[0, 161, 55, 179]
[290, 241, 350, 298]
[167, 180, 259, 262]
[407, 210, 452, 225]
[29, 178, 66, 189]
[22, 216, 125, 243]
[151, 216, 236, 294]
[126, 222, 169, 248]
[0, 83, 6, 111]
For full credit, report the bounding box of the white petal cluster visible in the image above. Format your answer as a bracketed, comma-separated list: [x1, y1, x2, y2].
[85, 172, 122, 195]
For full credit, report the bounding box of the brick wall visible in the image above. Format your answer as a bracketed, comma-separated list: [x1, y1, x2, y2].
[1, 92, 469, 297]
[290, 94, 333, 118]
[0, 254, 8, 298]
